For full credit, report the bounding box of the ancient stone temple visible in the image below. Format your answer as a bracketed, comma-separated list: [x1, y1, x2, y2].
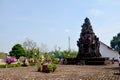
[76, 17, 107, 65]
[77, 17, 101, 59]
[64, 17, 108, 65]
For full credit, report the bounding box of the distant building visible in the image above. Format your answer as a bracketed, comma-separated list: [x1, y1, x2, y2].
[100, 41, 120, 60]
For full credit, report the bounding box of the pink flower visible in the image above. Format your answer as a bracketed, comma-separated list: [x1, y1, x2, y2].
[4, 56, 17, 64]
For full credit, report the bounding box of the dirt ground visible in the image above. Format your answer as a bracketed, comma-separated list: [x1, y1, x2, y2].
[0, 63, 120, 80]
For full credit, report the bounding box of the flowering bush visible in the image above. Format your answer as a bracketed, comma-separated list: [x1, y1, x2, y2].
[4, 56, 17, 64]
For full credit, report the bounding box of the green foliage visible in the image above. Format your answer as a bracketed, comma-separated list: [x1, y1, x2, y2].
[44, 50, 78, 61]
[26, 48, 40, 58]
[23, 39, 40, 59]
[0, 62, 22, 68]
[29, 58, 35, 63]
[36, 62, 42, 72]
[7, 62, 23, 68]
[16, 62, 23, 67]
[111, 33, 120, 51]
[49, 52, 56, 60]
[9, 44, 26, 59]
[52, 58, 59, 64]
[26, 51, 33, 58]
[7, 64, 16, 68]
[44, 52, 51, 59]
[36, 57, 43, 72]
[48, 63, 57, 72]
[61, 51, 78, 58]
[0, 64, 6, 68]
[48, 64, 53, 72]
[52, 63, 57, 71]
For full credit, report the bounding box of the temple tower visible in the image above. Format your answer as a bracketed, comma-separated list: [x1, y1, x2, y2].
[77, 17, 101, 59]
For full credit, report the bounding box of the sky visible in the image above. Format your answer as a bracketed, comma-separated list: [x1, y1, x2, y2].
[0, 0, 120, 52]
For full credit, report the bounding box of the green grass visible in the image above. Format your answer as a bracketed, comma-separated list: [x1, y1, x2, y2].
[0, 64, 6, 68]
[0, 62, 22, 68]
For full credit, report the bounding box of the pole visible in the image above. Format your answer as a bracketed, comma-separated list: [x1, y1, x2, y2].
[68, 36, 71, 52]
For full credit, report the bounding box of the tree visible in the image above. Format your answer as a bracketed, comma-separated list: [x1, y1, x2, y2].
[23, 39, 37, 51]
[40, 43, 49, 53]
[23, 39, 40, 58]
[111, 33, 120, 51]
[9, 44, 26, 59]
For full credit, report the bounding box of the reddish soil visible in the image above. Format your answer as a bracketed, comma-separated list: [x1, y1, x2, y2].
[0, 63, 120, 80]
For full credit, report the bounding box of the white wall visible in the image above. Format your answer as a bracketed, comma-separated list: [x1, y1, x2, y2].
[100, 42, 119, 59]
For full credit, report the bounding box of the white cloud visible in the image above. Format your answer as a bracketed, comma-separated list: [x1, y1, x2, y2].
[64, 29, 71, 33]
[89, 9, 103, 17]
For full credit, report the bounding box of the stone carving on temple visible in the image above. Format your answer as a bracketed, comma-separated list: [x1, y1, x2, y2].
[77, 17, 101, 59]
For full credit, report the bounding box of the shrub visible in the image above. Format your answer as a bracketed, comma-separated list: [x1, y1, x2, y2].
[48, 63, 57, 72]
[36, 62, 42, 72]
[53, 58, 59, 64]
[48, 64, 53, 72]
[4, 56, 17, 64]
[36, 59, 43, 72]
[29, 58, 35, 63]
[52, 63, 57, 72]
[0, 62, 22, 68]
[7, 64, 16, 68]
[16, 62, 22, 67]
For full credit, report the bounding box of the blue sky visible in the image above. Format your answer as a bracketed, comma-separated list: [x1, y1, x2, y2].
[0, 0, 120, 52]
